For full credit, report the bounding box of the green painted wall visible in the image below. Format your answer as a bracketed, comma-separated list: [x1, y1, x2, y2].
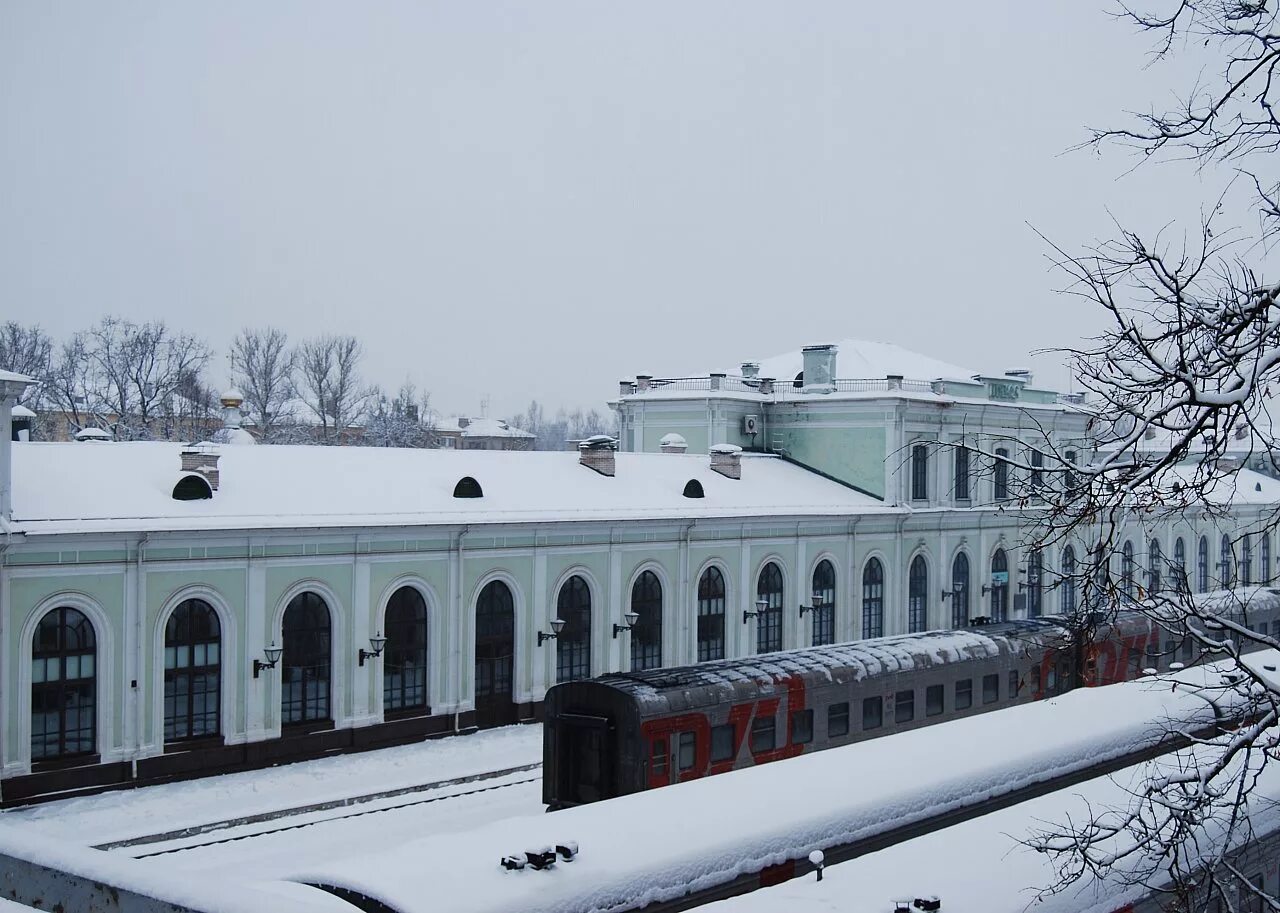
[779, 426, 887, 497]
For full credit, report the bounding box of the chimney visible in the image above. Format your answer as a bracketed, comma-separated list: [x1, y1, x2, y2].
[1005, 368, 1033, 385]
[758, 377, 776, 395]
[886, 374, 904, 391]
[801, 345, 837, 392]
[710, 443, 743, 480]
[180, 448, 221, 490]
[709, 372, 726, 391]
[10, 404, 34, 442]
[578, 434, 618, 477]
[0, 371, 35, 521]
[660, 433, 688, 454]
[741, 362, 760, 379]
[458, 416, 470, 429]
[619, 380, 635, 396]
[635, 375, 653, 393]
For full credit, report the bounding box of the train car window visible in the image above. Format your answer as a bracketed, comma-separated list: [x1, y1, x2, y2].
[982, 674, 999, 704]
[1008, 669, 1020, 698]
[1126, 651, 1142, 679]
[862, 696, 883, 730]
[790, 709, 813, 744]
[1045, 664, 1057, 692]
[651, 738, 667, 778]
[677, 732, 696, 771]
[750, 715, 776, 753]
[894, 689, 915, 724]
[926, 684, 944, 716]
[956, 678, 973, 710]
[828, 702, 850, 738]
[710, 724, 736, 762]
[1182, 640, 1194, 663]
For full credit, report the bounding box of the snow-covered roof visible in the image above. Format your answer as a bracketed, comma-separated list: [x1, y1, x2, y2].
[1158, 463, 1280, 505]
[9, 442, 887, 535]
[0, 368, 34, 384]
[11, 404, 34, 418]
[730, 338, 979, 384]
[434, 417, 535, 438]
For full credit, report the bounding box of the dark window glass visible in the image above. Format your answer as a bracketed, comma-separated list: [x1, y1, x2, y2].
[651, 738, 667, 777]
[1241, 534, 1253, 586]
[556, 576, 592, 683]
[828, 702, 850, 738]
[1174, 538, 1188, 593]
[1262, 534, 1272, 584]
[955, 678, 973, 710]
[811, 560, 836, 647]
[925, 684, 944, 716]
[677, 731, 696, 771]
[31, 607, 96, 760]
[1030, 449, 1044, 490]
[1008, 669, 1020, 698]
[990, 550, 1008, 621]
[1198, 536, 1210, 593]
[954, 446, 970, 500]
[1121, 541, 1136, 600]
[281, 591, 331, 725]
[630, 571, 663, 672]
[711, 723, 736, 762]
[475, 580, 515, 707]
[1064, 449, 1078, 495]
[911, 444, 928, 500]
[164, 599, 221, 742]
[1127, 650, 1142, 679]
[862, 558, 884, 639]
[1272, 620, 1280, 642]
[908, 555, 928, 633]
[756, 563, 784, 654]
[862, 696, 883, 730]
[383, 587, 427, 713]
[790, 709, 814, 744]
[1026, 550, 1043, 617]
[982, 673, 999, 704]
[994, 448, 1009, 500]
[750, 714, 776, 752]
[894, 689, 915, 723]
[1148, 539, 1162, 595]
[1061, 545, 1077, 614]
[950, 552, 970, 629]
[697, 567, 726, 662]
[1221, 535, 1234, 589]
[1182, 639, 1194, 663]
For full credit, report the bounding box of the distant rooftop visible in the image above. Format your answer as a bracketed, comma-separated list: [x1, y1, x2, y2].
[434, 417, 534, 439]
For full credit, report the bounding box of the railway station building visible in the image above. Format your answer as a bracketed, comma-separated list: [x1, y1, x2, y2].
[0, 342, 1276, 803]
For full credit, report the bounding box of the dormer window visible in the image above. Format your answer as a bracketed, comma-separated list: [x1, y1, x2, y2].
[682, 479, 705, 499]
[452, 477, 483, 499]
[173, 475, 213, 501]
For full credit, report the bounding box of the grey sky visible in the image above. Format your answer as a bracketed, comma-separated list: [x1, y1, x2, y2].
[0, 2, 1254, 417]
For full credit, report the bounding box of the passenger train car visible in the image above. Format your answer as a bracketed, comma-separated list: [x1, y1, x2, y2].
[543, 592, 1280, 809]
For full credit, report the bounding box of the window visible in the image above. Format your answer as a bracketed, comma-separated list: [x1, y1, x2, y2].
[1147, 539, 1162, 595]
[678, 731, 696, 771]
[697, 567, 726, 662]
[452, 476, 483, 498]
[990, 550, 1009, 622]
[895, 689, 915, 723]
[1121, 541, 1136, 600]
[383, 587, 428, 713]
[1182, 639, 1194, 664]
[828, 702, 850, 738]
[282, 591, 331, 725]
[756, 563, 784, 654]
[1221, 534, 1234, 589]
[750, 714, 776, 752]
[1063, 449, 1078, 495]
[982, 673, 999, 704]
[994, 448, 1010, 500]
[475, 580, 515, 715]
[862, 696, 883, 730]
[926, 684, 944, 716]
[1061, 545, 1077, 614]
[164, 598, 221, 742]
[954, 446, 970, 500]
[908, 555, 929, 633]
[630, 571, 663, 672]
[950, 552, 970, 629]
[1241, 534, 1253, 586]
[711, 724, 736, 762]
[1026, 550, 1043, 617]
[31, 607, 96, 760]
[1198, 536, 1210, 593]
[862, 558, 885, 639]
[172, 475, 212, 500]
[556, 576, 592, 683]
[911, 444, 928, 500]
[1174, 538, 1187, 593]
[1008, 669, 1020, 697]
[790, 709, 813, 744]
[682, 479, 704, 499]
[811, 560, 836, 647]
[1030, 449, 1044, 490]
[1127, 650, 1142, 679]
[651, 738, 667, 778]
[1263, 534, 1272, 584]
[955, 678, 973, 710]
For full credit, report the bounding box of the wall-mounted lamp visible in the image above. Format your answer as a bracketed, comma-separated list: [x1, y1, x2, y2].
[358, 631, 388, 667]
[798, 591, 823, 619]
[941, 583, 964, 601]
[253, 642, 283, 678]
[743, 597, 768, 625]
[538, 618, 566, 646]
[613, 611, 640, 639]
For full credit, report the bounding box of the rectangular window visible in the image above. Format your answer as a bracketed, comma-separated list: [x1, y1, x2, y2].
[750, 714, 776, 753]
[1064, 449, 1078, 495]
[894, 689, 915, 724]
[1008, 669, 1020, 698]
[1030, 449, 1044, 490]
[651, 738, 667, 778]
[926, 684, 944, 716]
[790, 709, 814, 744]
[828, 702, 850, 738]
[678, 731, 696, 771]
[955, 678, 973, 710]
[982, 673, 999, 704]
[994, 448, 1009, 500]
[954, 446, 970, 500]
[862, 696, 883, 730]
[710, 723, 736, 763]
[911, 444, 928, 501]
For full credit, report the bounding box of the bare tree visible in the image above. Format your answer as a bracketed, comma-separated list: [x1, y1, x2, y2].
[0, 322, 52, 406]
[505, 400, 615, 450]
[363, 381, 435, 448]
[294, 334, 372, 443]
[229, 327, 295, 442]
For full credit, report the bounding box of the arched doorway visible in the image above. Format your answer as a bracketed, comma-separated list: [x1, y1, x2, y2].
[475, 580, 517, 728]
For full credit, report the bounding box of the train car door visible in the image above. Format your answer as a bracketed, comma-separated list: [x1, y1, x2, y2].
[555, 712, 613, 806]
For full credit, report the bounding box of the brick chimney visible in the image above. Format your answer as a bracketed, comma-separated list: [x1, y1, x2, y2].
[710, 443, 743, 480]
[578, 435, 618, 477]
[660, 433, 688, 454]
[180, 448, 221, 491]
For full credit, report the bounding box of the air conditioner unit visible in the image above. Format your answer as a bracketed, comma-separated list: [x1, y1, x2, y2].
[742, 415, 760, 435]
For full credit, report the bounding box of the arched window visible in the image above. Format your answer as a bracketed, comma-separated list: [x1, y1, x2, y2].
[384, 587, 427, 713]
[950, 553, 970, 628]
[164, 599, 220, 742]
[556, 576, 592, 683]
[1263, 535, 1272, 585]
[172, 475, 212, 500]
[697, 568, 726, 662]
[452, 477, 483, 498]
[862, 558, 884, 639]
[811, 560, 836, 646]
[1147, 539, 1162, 595]
[1061, 546, 1077, 614]
[1173, 538, 1187, 593]
[908, 556, 928, 632]
[756, 563, 784, 653]
[1198, 536, 1210, 593]
[682, 479, 704, 499]
[1221, 534, 1234, 589]
[475, 580, 516, 728]
[1026, 550, 1043, 617]
[911, 445, 928, 501]
[1241, 534, 1253, 586]
[31, 607, 96, 760]
[1121, 541, 1136, 600]
[282, 592, 331, 725]
[630, 571, 662, 671]
[990, 550, 1009, 621]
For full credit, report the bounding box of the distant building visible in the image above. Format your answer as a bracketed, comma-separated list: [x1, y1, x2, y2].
[433, 416, 535, 451]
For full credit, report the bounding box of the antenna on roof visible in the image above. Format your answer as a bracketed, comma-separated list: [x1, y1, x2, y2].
[480, 395, 490, 419]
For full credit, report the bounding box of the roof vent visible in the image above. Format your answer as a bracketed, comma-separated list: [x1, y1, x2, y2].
[453, 476, 483, 498]
[740, 362, 760, 379]
[579, 434, 617, 477]
[75, 427, 112, 442]
[709, 443, 742, 480]
[683, 479, 705, 499]
[660, 433, 688, 454]
[180, 449, 220, 491]
[173, 474, 213, 501]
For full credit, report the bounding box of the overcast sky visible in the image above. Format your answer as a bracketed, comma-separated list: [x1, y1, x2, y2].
[0, 2, 1259, 418]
